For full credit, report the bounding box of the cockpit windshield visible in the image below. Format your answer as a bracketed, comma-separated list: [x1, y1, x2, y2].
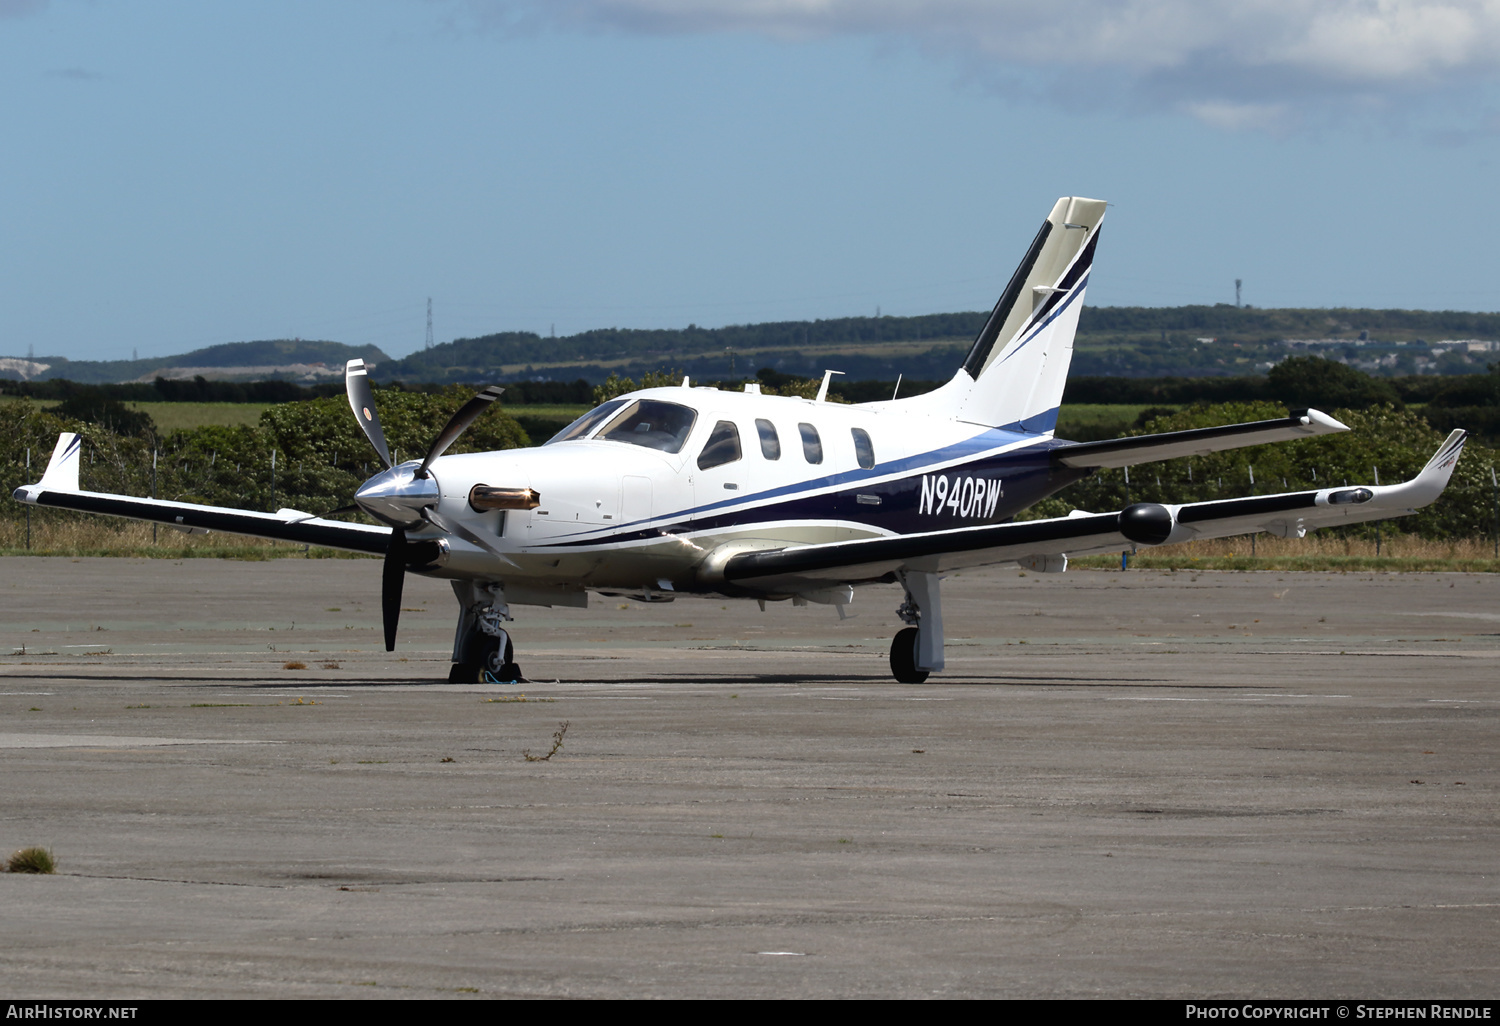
[544, 399, 628, 445]
[597, 399, 698, 454]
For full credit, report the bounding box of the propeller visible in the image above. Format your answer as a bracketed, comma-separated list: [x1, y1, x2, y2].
[342, 360, 513, 650]
[418, 385, 505, 477]
[382, 527, 407, 652]
[345, 359, 392, 469]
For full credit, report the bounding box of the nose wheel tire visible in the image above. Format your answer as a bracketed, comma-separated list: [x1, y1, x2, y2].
[889, 626, 928, 684]
[450, 629, 523, 683]
[480, 631, 523, 683]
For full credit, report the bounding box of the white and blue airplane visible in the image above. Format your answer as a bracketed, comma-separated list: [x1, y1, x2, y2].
[14, 197, 1469, 683]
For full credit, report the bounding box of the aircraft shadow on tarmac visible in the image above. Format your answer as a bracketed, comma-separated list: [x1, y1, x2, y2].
[4, 670, 1286, 690]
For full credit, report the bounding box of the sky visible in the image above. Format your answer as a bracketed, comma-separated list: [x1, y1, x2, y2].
[4, 0, 1500, 363]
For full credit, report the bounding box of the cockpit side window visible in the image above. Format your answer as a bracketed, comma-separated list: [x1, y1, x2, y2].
[545, 399, 627, 445]
[755, 419, 780, 460]
[798, 423, 823, 464]
[851, 427, 875, 469]
[597, 400, 698, 454]
[697, 420, 743, 471]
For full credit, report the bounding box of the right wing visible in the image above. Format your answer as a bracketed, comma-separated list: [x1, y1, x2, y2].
[717, 430, 1468, 593]
[14, 432, 392, 556]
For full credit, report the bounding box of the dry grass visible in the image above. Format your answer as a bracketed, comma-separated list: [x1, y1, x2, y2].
[282, 661, 307, 670]
[123, 401, 271, 432]
[5, 846, 56, 874]
[1075, 534, 1500, 572]
[0, 396, 270, 432]
[0, 519, 373, 559]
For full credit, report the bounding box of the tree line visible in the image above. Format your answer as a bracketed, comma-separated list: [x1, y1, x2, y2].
[3, 362, 1497, 549]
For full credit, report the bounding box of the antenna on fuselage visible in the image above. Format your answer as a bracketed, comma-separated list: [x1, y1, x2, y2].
[815, 369, 845, 403]
[892, 373, 903, 400]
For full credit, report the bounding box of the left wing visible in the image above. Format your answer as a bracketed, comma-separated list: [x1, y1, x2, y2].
[718, 430, 1468, 592]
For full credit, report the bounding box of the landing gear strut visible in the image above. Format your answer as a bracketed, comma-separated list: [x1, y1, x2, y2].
[889, 570, 943, 684]
[449, 581, 524, 683]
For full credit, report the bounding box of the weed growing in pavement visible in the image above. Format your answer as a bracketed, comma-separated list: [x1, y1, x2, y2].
[523, 721, 569, 762]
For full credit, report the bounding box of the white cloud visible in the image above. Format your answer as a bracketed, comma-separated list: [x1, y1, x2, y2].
[1183, 100, 1292, 133]
[458, 1, 1500, 126]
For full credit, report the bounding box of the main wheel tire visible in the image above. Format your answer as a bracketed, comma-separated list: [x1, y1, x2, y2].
[889, 626, 929, 684]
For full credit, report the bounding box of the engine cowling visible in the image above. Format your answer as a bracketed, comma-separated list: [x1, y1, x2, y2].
[1118, 502, 1175, 546]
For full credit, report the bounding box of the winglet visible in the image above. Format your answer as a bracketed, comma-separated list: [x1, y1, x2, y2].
[1396, 429, 1468, 507]
[40, 432, 81, 491]
[12, 432, 81, 505]
[1421, 429, 1468, 477]
[1334, 429, 1467, 515]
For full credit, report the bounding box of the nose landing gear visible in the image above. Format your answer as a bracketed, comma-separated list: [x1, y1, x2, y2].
[449, 581, 525, 683]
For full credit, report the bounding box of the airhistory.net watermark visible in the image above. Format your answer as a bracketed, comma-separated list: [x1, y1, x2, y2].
[1185, 1007, 1492, 1020]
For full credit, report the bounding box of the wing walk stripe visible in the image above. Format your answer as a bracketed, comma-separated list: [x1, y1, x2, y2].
[1176, 492, 1318, 524]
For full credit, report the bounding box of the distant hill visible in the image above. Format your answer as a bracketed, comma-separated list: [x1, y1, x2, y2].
[373, 305, 1500, 384]
[7, 305, 1499, 387]
[374, 314, 984, 385]
[0, 339, 390, 384]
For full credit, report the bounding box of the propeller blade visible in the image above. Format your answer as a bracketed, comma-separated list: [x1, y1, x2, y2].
[418, 385, 505, 477]
[382, 527, 407, 652]
[345, 359, 393, 469]
[422, 506, 519, 568]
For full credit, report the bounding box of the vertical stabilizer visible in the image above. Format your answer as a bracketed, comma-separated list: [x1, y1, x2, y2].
[892, 197, 1105, 432]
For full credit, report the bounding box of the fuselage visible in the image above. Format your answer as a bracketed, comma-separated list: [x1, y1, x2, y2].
[358, 385, 1088, 599]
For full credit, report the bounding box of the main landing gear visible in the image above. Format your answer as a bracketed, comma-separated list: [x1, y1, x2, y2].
[449, 581, 524, 683]
[889, 570, 944, 684]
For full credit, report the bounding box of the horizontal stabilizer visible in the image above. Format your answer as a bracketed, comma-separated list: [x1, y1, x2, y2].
[1053, 409, 1347, 469]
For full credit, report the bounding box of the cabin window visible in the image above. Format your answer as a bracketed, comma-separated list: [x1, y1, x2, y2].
[851, 427, 875, 469]
[697, 420, 742, 470]
[755, 419, 780, 460]
[545, 399, 627, 444]
[597, 400, 698, 454]
[798, 423, 823, 464]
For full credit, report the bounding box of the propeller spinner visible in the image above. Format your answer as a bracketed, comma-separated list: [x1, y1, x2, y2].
[343, 359, 511, 650]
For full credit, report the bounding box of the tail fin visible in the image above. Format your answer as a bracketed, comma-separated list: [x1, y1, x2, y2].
[894, 196, 1105, 432]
